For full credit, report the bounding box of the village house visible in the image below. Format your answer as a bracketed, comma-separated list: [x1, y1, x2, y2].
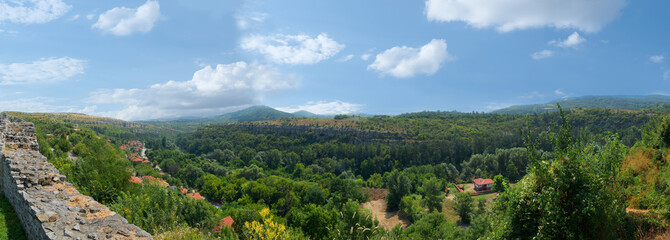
[473, 178, 494, 191]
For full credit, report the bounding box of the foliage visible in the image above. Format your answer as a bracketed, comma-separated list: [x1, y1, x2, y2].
[453, 192, 473, 225]
[419, 177, 444, 212]
[243, 208, 291, 240]
[399, 195, 424, 223]
[153, 225, 224, 240]
[0, 194, 26, 240]
[494, 106, 628, 239]
[492, 175, 507, 192]
[403, 212, 460, 239]
[385, 170, 412, 211]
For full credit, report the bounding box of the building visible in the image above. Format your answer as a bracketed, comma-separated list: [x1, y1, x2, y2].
[473, 178, 494, 191]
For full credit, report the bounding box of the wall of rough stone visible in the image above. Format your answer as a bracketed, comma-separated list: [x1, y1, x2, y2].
[0, 113, 151, 240]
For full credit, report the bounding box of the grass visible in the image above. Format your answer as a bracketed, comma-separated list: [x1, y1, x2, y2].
[0, 194, 26, 240]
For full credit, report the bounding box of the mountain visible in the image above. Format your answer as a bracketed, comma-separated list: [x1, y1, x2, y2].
[292, 110, 332, 118]
[492, 95, 670, 114]
[142, 106, 309, 133]
[210, 105, 296, 122]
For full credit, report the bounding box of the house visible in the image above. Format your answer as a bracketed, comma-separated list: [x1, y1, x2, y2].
[215, 216, 235, 233]
[129, 176, 143, 185]
[222, 216, 234, 228]
[473, 178, 494, 191]
[186, 192, 204, 200]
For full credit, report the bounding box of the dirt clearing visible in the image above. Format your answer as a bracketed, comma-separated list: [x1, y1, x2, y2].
[361, 188, 410, 230]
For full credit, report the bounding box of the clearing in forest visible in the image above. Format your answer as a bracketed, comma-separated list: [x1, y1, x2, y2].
[360, 188, 410, 230]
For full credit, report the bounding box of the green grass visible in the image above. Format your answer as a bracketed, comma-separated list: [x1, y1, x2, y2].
[0, 194, 26, 240]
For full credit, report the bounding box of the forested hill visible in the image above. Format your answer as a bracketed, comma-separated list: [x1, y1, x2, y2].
[177, 108, 658, 181]
[142, 105, 326, 133]
[492, 95, 670, 114]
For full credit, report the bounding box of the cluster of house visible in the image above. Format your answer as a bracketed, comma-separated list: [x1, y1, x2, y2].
[123, 140, 235, 230]
[121, 141, 150, 164]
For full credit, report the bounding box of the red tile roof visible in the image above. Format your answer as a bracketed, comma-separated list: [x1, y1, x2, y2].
[222, 216, 234, 227]
[186, 192, 204, 200]
[129, 176, 143, 185]
[180, 187, 188, 194]
[473, 178, 494, 186]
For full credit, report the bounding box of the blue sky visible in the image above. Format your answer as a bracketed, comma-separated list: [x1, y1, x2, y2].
[0, 0, 668, 120]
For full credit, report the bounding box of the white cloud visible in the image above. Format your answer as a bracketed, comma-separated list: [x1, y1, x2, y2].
[86, 14, 95, 20]
[0, 97, 75, 113]
[234, 11, 268, 30]
[425, 0, 626, 33]
[276, 100, 363, 115]
[241, 33, 345, 65]
[650, 55, 664, 64]
[360, 54, 372, 61]
[368, 39, 449, 78]
[93, 0, 160, 36]
[531, 50, 554, 60]
[88, 62, 297, 120]
[554, 89, 565, 96]
[337, 54, 354, 62]
[0, 29, 18, 36]
[68, 14, 79, 21]
[0, 57, 86, 85]
[664, 71, 670, 80]
[549, 32, 586, 48]
[0, 0, 71, 24]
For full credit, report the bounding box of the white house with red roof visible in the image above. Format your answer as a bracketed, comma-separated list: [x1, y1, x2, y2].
[473, 178, 494, 191]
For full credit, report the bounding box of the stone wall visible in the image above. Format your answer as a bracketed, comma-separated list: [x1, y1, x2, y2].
[0, 113, 151, 240]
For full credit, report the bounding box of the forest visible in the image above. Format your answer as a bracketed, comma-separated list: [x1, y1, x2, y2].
[5, 105, 670, 239]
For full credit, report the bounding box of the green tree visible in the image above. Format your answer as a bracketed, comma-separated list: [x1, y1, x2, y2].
[419, 177, 444, 212]
[385, 170, 412, 211]
[497, 105, 628, 239]
[454, 192, 473, 225]
[493, 174, 507, 192]
[505, 162, 519, 181]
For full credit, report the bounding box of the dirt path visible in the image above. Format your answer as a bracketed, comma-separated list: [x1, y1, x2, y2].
[360, 199, 409, 230]
[626, 208, 650, 214]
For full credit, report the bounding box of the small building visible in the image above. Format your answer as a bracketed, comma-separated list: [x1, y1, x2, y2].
[129, 176, 143, 185]
[186, 192, 204, 200]
[473, 178, 494, 191]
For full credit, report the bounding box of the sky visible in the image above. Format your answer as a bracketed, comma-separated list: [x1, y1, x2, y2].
[0, 0, 669, 120]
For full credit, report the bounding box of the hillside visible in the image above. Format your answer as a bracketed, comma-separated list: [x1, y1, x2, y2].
[493, 95, 670, 114]
[143, 105, 325, 133]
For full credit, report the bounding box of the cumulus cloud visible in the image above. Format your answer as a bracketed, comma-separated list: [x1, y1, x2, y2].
[531, 50, 554, 60]
[234, 11, 268, 30]
[650, 55, 664, 64]
[425, 0, 626, 33]
[88, 62, 297, 120]
[0, 57, 86, 85]
[549, 32, 586, 48]
[0, 0, 71, 24]
[368, 39, 449, 78]
[276, 100, 363, 115]
[241, 33, 345, 65]
[360, 54, 372, 61]
[93, 0, 160, 36]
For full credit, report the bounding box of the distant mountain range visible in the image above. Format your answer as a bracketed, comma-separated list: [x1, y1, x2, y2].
[141, 105, 332, 132]
[492, 95, 670, 114]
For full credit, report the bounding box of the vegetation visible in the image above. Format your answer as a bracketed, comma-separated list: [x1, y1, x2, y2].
[493, 95, 670, 114]
[0, 194, 26, 240]
[4, 103, 670, 239]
